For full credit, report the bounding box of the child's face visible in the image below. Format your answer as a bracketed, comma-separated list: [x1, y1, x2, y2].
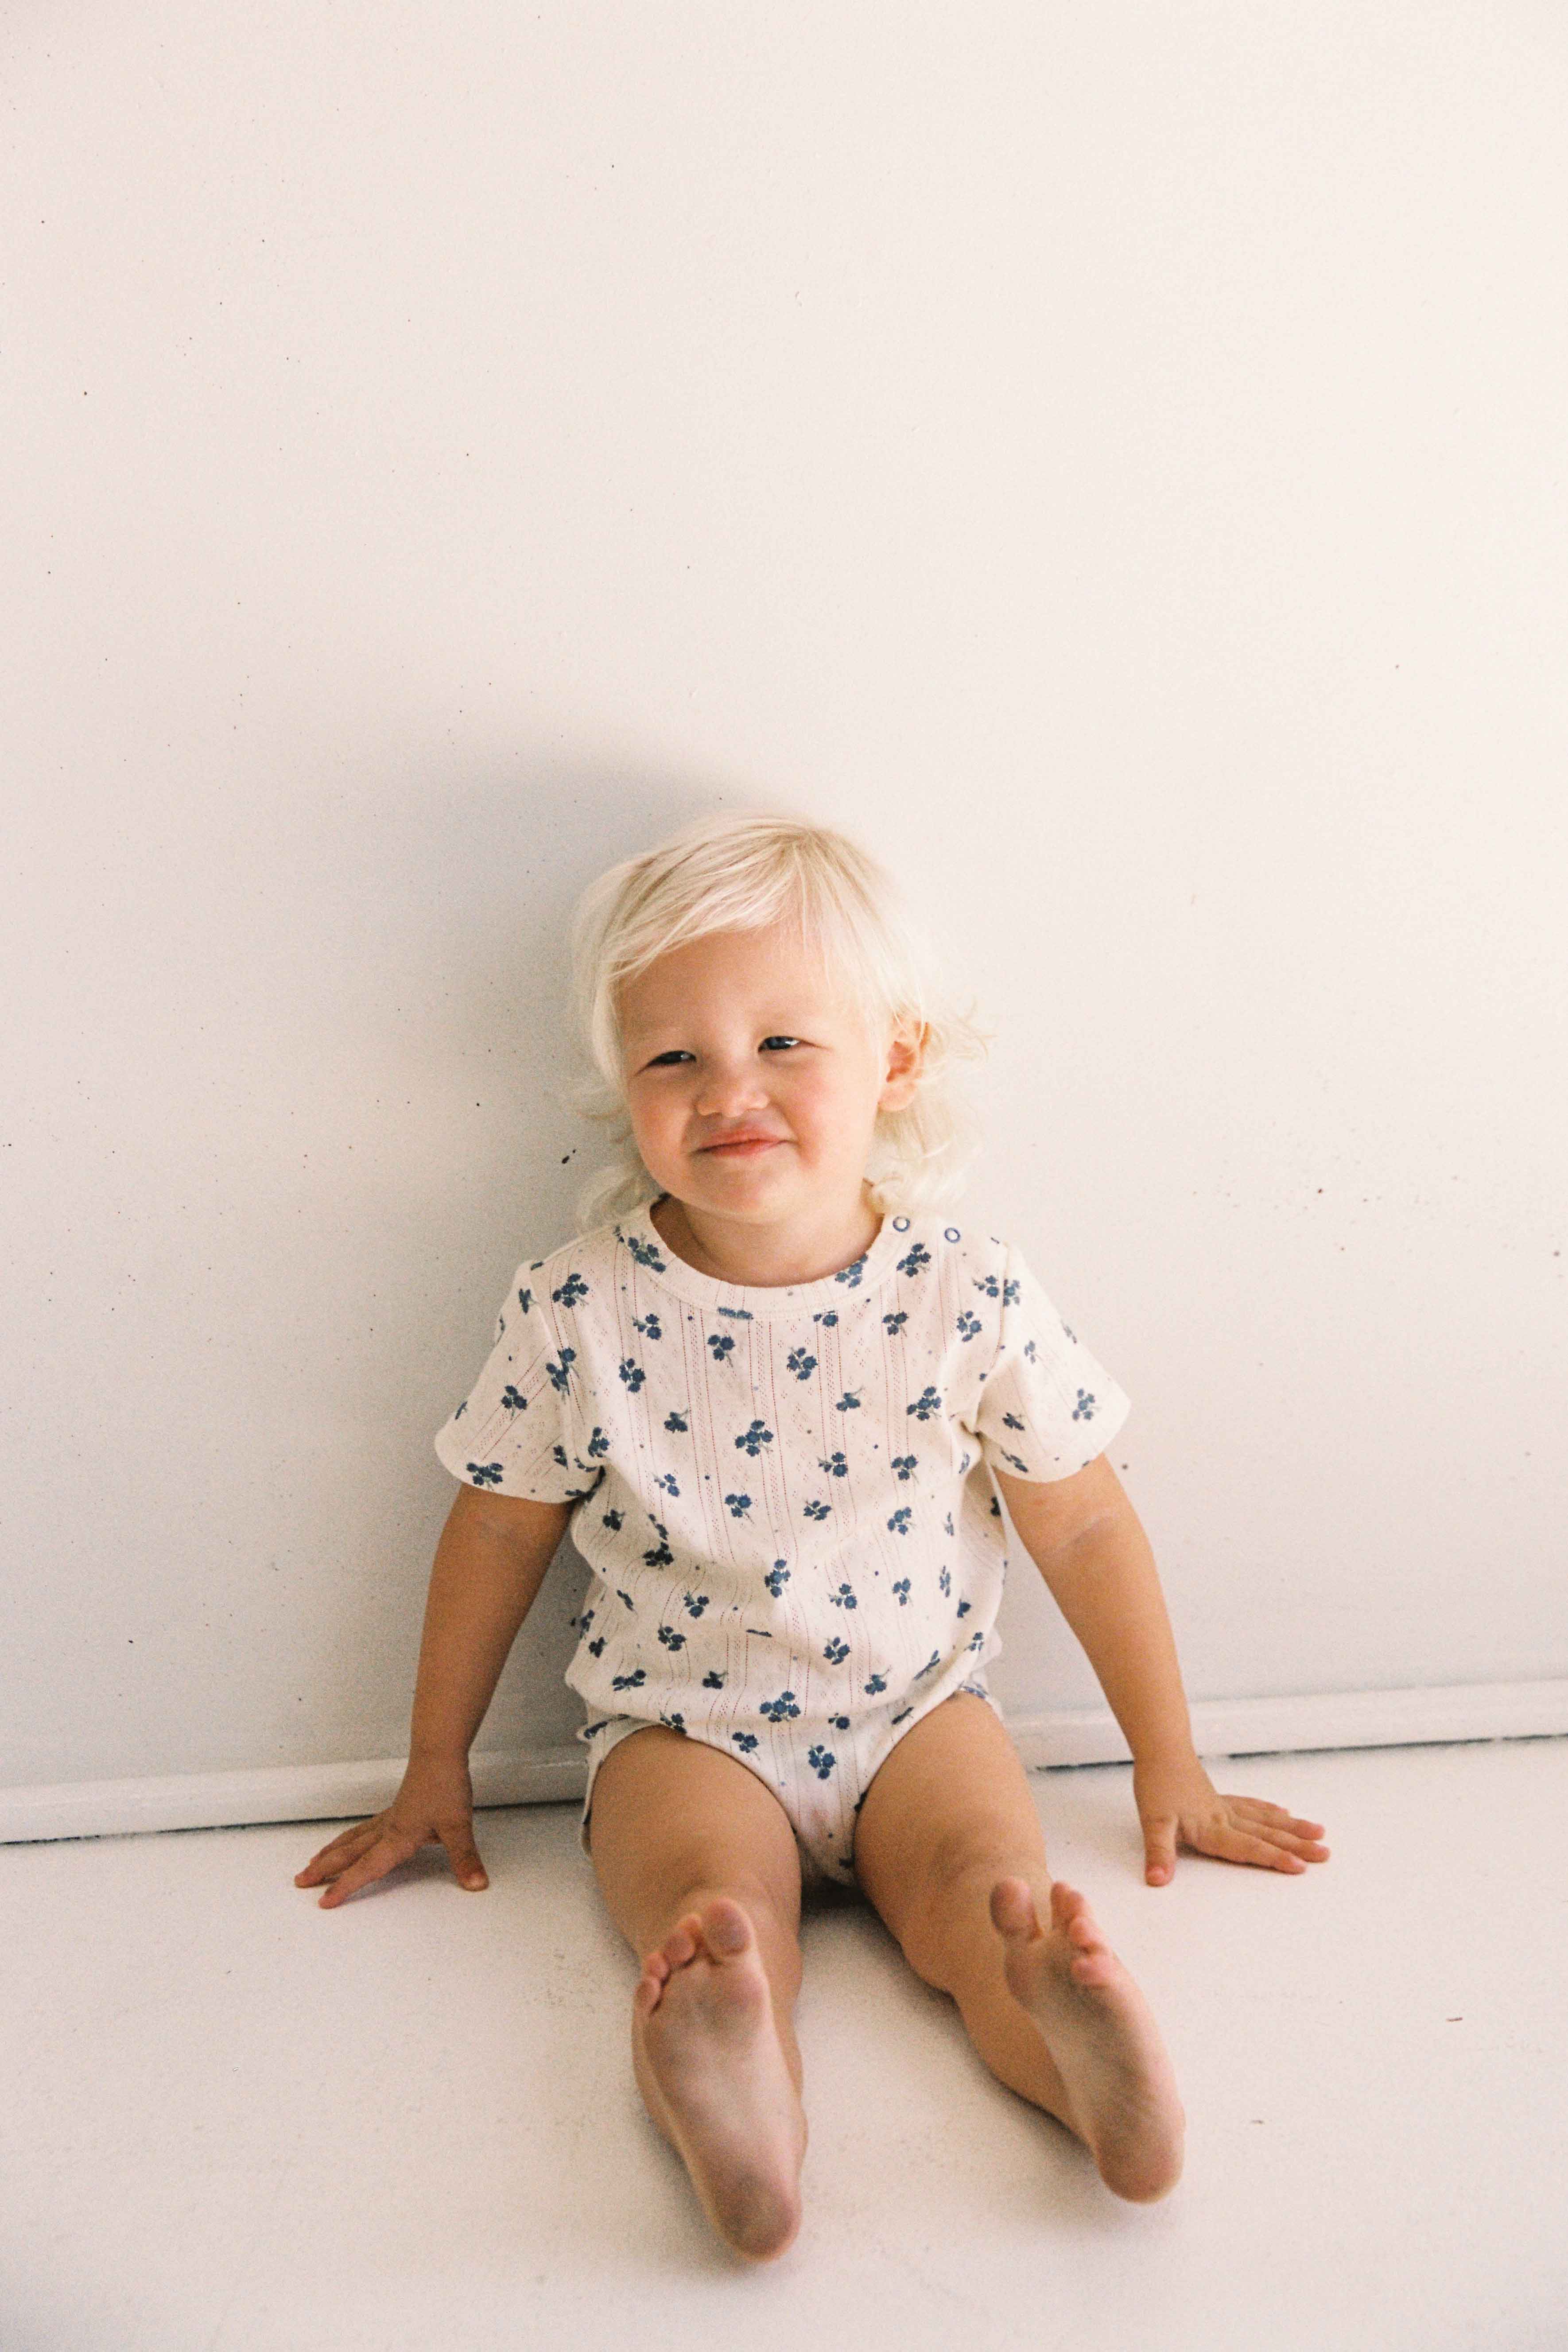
[617, 920, 923, 1231]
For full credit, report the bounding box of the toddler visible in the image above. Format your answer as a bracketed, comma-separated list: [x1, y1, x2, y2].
[295, 809, 1329, 2263]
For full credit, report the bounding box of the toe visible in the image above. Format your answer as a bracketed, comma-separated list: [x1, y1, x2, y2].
[702, 1898, 752, 1957]
[990, 1877, 1040, 1939]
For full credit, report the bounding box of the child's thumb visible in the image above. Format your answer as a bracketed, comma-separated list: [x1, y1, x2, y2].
[444, 1832, 489, 1890]
[1143, 1817, 1177, 1886]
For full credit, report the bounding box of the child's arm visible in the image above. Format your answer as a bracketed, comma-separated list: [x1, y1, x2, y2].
[993, 1459, 1330, 1885]
[295, 1482, 573, 1908]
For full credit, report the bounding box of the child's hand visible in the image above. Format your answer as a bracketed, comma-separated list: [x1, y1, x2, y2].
[293, 1755, 489, 1909]
[1132, 1753, 1330, 1885]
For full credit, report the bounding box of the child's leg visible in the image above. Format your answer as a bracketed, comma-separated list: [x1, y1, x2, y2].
[586, 1724, 809, 2262]
[853, 1693, 1185, 2203]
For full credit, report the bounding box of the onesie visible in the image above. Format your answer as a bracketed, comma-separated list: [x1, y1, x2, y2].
[433, 1195, 1131, 1886]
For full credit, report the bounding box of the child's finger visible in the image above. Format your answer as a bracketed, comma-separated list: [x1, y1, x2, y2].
[315, 1832, 415, 1908]
[294, 1820, 381, 1883]
[1204, 1822, 1307, 1872]
[1142, 1816, 1179, 1885]
[440, 1828, 489, 1890]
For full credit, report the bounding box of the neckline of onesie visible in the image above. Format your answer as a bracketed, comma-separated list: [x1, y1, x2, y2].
[616, 1194, 919, 1317]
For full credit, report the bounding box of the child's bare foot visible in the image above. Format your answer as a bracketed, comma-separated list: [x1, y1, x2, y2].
[990, 1876, 1185, 2202]
[633, 1896, 807, 2263]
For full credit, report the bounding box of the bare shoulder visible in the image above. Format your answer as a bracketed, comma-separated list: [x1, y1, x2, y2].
[992, 1452, 1127, 1559]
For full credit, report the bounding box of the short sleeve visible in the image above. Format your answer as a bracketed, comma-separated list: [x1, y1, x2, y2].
[969, 1244, 1131, 1482]
[432, 1261, 602, 1505]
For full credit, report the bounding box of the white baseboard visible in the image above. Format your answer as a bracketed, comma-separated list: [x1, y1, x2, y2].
[4, 1680, 1566, 1845]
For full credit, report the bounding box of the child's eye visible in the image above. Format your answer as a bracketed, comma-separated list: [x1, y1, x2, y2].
[647, 1037, 801, 1068]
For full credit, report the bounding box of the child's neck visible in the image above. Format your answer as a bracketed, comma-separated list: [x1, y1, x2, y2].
[649, 1189, 883, 1290]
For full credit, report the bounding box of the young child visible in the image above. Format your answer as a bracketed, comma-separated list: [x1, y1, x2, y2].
[295, 809, 1329, 2263]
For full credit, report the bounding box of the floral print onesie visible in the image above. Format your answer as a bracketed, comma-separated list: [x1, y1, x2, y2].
[433, 1196, 1130, 1885]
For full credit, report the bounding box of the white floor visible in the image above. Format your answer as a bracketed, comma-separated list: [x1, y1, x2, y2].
[4, 1736, 1566, 2352]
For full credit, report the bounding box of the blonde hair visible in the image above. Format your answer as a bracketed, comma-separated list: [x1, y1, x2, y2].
[565, 807, 995, 1233]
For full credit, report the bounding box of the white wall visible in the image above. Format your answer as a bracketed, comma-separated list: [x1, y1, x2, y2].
[5, 3, 1565, 1810]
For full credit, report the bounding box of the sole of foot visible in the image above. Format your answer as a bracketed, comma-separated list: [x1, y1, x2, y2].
[991, 1875, 1186, 2203]
[634, 1894, 807, 2262]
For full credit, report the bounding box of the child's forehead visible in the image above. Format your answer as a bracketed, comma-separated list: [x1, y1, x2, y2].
[618, 929, 856, 1026]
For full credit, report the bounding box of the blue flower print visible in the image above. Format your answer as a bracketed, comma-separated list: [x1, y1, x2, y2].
[612, 1668, 647, 1691]
[732, 1731, 760, 1753]
[1023, 1337, 1037, 1363]
[829, 1584, 858, 1610]
[823, 1636, 850, 1665]
[896, 1240, 931, 1278]
[807, 1746, 836, 1781]
[890, 1705, 914, 1726]
[1062, 1322, 1077, 1343]
[835, 1390, 862, 1413]
[716, 1303, 753, 1322]
[643, 1537, 675, 1567]
[660, 1711, 687, 1733]
[882, 1309, 908, 1335]
[831, 1715, 850, 1730]
[968, 1628, 986, 1650]
[1004, 1277, 1021, 1307]
[657, 1625, 686, 1651]
[812, 1309, 839, 1327]
[550, 1443, 571, 1472]
[553, 1270, 589, 1310]
[760, 1690, 801, 1723]
[683, 1593, 710, 1618]
[819, 1452, 849, 1479]
[617, 1356, 645, 1393]
[1072, 1389, 1098, 1421]
[517, 1286, 534, 1315]
[616, 1588, 635, 1610]
[971, 1272, 1001, 1301]
[1000, 1450, 1031, 1475]
[500, 1385, 527, 1415]
[546, 1349, 576, 1394]
[664, 1409, 689, 1434]
[786, 1347, 818, 1381]
[864, 1673, 888, 1695]
[887, 1506, 912, 1536]
[468, 1462, 504, 1488]
[891, 1454, 917, 1481]
[734, 1419, 775, 1458]
[939, 1567, 951, 1596]
[702, 1669, 726, 1689]
[802, 1498, 832, 1522]
[906, 1385, 943, 1421]
[956, 1309, 982, 1342]
[1002, 1410, 1025, 1432]
[707, 1332, 736, 1365]
[957, 1599, 971, 1618]
[834, 1257, 869, 1290]
[626, 1230, 667, 1272]
[915, 1650, 941, 1678]
[587, 1636, 605, 1657]
[632, 1311, 663, 1341]
[892, 1579, 911, 1606]
[764, 1562, 791, 1596]
[603, 1506, 625, 1531]
[451, 1399, 466, 1419]
[724, 1491, 753, 1519]
[586, 1426, 609, 1459]
[654, 1470, 680, 1498]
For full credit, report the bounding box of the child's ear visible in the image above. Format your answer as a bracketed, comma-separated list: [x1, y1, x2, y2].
[880, 1018, 930, 1107]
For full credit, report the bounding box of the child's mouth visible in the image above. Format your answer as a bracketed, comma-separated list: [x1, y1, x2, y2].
[706, 1140, 778, 1157]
